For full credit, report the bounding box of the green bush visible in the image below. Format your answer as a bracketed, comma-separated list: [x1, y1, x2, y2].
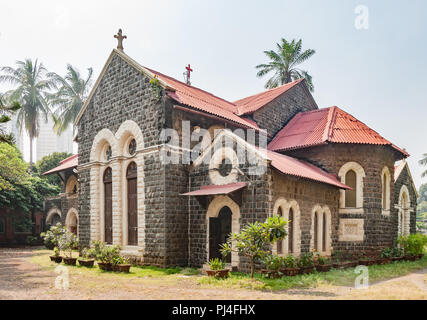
[298, 252, 314, 267]
[208, 258, 226, 271]
[283, 255, 297, 268]
[263, 254, 284, 271]
[40, 223, 67, 250]
[380, 247, 393, 259]
[398, 234, 427, 256]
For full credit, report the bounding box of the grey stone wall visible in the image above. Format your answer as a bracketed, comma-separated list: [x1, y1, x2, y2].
[251, 83, 318, 141]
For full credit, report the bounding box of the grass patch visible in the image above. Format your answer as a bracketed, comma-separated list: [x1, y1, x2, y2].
[199, 257, 427, 291]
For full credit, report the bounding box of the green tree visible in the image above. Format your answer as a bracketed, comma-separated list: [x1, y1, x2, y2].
[47, 64, 93, 135]
[0, 59, 55, 169]
[220, 216, 288, 278]
[0, 142, 28, 191]
[417, 183, 427, 204]
[33, 152, 73, 191]
[0, 95, 21, 144]
[256, 38, 316, 91]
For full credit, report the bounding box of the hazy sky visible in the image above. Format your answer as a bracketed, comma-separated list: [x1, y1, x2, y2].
[1, 0, 426, 188]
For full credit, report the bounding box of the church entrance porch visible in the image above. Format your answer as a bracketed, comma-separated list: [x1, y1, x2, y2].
[209, 206, 232, 263]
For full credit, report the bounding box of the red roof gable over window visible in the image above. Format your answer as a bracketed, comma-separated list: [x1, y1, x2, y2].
[43, 154, 78, 175]
[268, 106, 409, 157]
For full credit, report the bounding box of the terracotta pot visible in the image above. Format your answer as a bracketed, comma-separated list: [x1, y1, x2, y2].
[342, 261, 358, 268]
[315, 264, 332, 272]
[98, 262, 113, 271]
[63, 257, 77, 266]
[112, 264, 121, 272]
[332, 262, 344, 269]
[264, 270, 281, 279]
[404, 255, 416, 262]
[78, 259, 95, 267]
[50, 256, 63, 263]
[216, 269, 230, 278]
[416, 254, 424, 260]
[118, 264, 131, 273]
[280, 268, 300, 276]
[299, 266, 314, 274]
[391, 257, 404, 262]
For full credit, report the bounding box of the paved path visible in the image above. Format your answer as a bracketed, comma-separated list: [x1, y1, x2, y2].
[0, 247, 426, 300]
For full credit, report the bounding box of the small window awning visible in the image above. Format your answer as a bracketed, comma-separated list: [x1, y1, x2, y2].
[181, 182, 247, 196]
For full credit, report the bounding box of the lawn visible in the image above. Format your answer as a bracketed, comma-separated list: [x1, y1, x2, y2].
[32, 248, 427, 292]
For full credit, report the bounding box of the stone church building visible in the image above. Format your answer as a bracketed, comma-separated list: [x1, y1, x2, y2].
[44, 39, 417, 271]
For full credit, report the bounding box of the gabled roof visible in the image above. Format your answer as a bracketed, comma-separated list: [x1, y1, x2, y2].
[233, 79, 305, 115]
[43, 154, 78, 175]
[268, 106, 409, 157]
[394, 160, 418, 197]
[192, 129, 350, 190]
[74, 49, 260, 131]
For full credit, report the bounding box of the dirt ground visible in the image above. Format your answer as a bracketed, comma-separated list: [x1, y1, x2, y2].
[0, 247, 426, 300]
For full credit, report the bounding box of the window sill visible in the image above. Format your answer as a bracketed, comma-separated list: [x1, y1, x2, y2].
[339, 208, 364, 214]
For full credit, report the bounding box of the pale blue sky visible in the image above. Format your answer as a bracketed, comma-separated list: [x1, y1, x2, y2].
[1, 0, 426, 188]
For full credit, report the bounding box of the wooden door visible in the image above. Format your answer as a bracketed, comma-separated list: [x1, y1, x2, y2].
[104, 168, 113, 244]
[209, 207, 232, 262]
[127, 162, 138, 246]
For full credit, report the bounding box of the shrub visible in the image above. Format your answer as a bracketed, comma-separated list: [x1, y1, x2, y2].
[263, 254, 284, 272]
[40, 223, 67, 250]
[58, 231, 79, 258]
[315, 253, 331, 265]
[298, 252, 314, 268]
[380, 247, 393, 259]
[283, 255, 297, 268]
[391, 246, 403, 258]
[398, 234, 427, 256]
[208, 258, 226, 271]
[91, 241, 121, 264]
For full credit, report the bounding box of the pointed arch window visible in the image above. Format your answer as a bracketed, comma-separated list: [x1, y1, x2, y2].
[103, 167, 113, 244]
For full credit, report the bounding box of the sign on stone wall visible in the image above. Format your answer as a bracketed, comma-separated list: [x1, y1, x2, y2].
[338, 218, 364, 242]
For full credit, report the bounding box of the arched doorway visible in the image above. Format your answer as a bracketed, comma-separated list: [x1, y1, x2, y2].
[66, 209, 78, 236]
[209, 206, 232, 262]
[46, 208, 62, 229]
[127, 162, 138, 245]
[104, 167, 113, 244]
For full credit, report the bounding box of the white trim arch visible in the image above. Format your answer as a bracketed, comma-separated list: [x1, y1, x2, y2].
[90, 128, 118, 162]
[338, 161, 366, 214]
[65, 175, 79, 197]
[272, 198, 301, 256]
[46, 208, 62, 226]
[116, 120, 145, 157]
[398, 185, 412, 236]
[65, 208, 79, 236]
[381, 166, 391, 215]
[310, 205, 332, 255]
[206, 195, 241, 267]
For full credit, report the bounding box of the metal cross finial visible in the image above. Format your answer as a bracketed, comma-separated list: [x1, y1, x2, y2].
[114, 29, 127, 51]
[184, 64, 193, 85]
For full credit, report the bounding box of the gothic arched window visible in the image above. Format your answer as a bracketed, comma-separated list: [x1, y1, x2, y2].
[103, 167, 113, 244]
[127, 162, 138, 245]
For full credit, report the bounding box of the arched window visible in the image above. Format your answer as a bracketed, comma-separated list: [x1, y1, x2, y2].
[276, 207, 283, 254]
[127, 162, 138, 245]
[345, 170, 357, 207]
[313, 212, 319, 251]
[322, 213, 327, 252]
[103, 167, 113, 244]
[399, 186, 411, 236]
[338, 162, 366, 214]
[288, 208, 294, 253]
[381, 167, 391, 215]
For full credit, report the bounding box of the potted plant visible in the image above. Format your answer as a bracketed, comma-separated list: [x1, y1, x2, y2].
[206, 258, 229, 278]
[280, 255, 300, 276]
[59, 231, 79, 266]
[359, 255, 375, 266]
[262, 254, 283, 279]
[315, 253, 332, 272]
[332, 250, 344, 269]
[117, 256, 132, 273]
[78, 247, 95, 267]
[379, 247, 393, 264]
[298, 252, 314, 274]
[41, 223, 67, 250]
[91, 241, 111, 271]
[49, 247, 63, 263]
[391, 247, 404, 262]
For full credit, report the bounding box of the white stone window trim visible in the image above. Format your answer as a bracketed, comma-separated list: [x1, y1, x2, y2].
[272, 198, 301, 257]
[206, 195, 241, 268]
[208, 147, 239, 185]
[396, 185, 413, 236]
[310, 205, 332, 255]
[381, 166, 391, 216]
[338, 218, 365, 242]
[338, 161, 366, 214]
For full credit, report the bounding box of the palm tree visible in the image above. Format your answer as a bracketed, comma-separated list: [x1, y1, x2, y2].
[0, 95, 21, 144]
[0, 59, 55, 168]
[47, 64, 93, 135]
[419, 154, 427, 177]
[256, 38, 316, 91]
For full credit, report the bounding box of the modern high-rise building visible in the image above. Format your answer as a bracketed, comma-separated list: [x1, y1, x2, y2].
[0, 114, 24, 153]
[36, 117, 74, 161]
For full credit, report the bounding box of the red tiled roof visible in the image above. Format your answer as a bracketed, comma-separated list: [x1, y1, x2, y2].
[266, 150, 350, 189]
[144, 67, 261, 131]
[268, 106, 409, 157]
[181, 182, 247, 196]
[43, 154, 78, 175]
[234, 79, 304, 115]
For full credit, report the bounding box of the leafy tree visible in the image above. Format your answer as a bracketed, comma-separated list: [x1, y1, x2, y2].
[256, 38, 315, 91]
[47, 64, 93, 135]
[0, 95, 21, 144]
[417, 183, 427, 204]
[220, 216, 288, 278]
[0, 142, 28, 191]
[0, 59, 55, 168]
[33, 152, 73, 190]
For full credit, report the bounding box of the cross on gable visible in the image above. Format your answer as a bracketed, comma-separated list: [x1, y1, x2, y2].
[114, 29, 127, 51]
[184, 64, 193, 85]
